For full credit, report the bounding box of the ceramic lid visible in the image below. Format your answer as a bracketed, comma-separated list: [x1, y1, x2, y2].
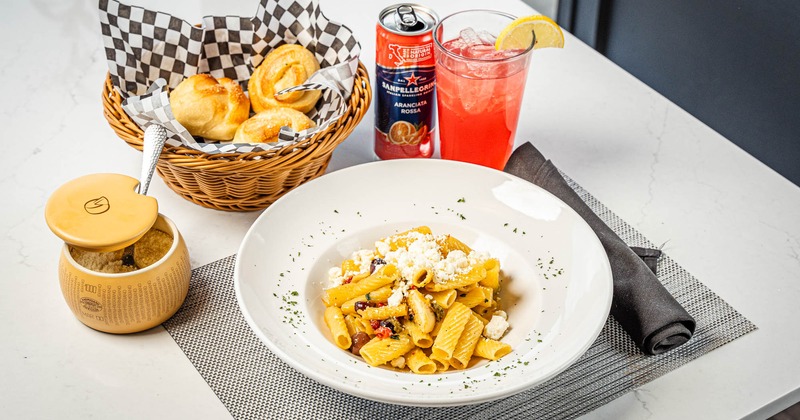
[45, 173, 158, 252]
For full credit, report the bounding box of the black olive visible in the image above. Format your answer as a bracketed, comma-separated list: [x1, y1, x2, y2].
[354, 301, 368, 311]
[370, 258, 387, 274]
[350, 332, 370, 356]
[380, 319, 396, 333]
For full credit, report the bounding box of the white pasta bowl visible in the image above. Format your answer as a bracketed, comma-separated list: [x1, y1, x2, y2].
[235, 159, 613, 406]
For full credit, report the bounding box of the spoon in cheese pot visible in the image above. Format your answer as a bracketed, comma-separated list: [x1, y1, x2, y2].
[121, 124, 168, 268]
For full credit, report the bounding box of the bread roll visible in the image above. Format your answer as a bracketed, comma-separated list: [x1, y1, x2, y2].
[233, 108, 316, 144]
[170, 74, 249, 141]
[248, 44, 321, 113]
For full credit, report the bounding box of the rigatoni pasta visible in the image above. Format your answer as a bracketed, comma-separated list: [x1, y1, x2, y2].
[323, 307, 351, 350]
[431, 302, 471, 361]
[360, 333, 415, 366]
[449, 314, 485, 369]
[474, 337, 513, 360]
[341, 286, 392, 315]
[323, 264, 398, 306]
[406, 289, 435, 333]
[406, 348, 436, 374]
[357, 303, 408, 320]
[321, 226, 513, 373]
[402, 319, 433, 348]
[454, 286, 492, 308]
[428, 289, 457, 308]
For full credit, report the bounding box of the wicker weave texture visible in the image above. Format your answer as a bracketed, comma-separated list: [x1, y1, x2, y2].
[102, 62, 371, 212]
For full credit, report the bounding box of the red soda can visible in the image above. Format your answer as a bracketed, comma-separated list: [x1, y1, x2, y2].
[375, 4, 439, 159]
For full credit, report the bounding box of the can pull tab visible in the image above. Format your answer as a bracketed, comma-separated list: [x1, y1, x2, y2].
[396, 5, 423, 31]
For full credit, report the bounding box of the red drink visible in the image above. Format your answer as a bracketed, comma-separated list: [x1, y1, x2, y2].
[433, 11, 533, 170]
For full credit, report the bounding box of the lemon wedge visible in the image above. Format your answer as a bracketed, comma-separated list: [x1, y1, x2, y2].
[495, 15, 565, 50]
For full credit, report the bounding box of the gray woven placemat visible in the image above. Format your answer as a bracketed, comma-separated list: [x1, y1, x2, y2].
[163, 174, 756, 419]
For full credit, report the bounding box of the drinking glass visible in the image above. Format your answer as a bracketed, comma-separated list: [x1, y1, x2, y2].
[433, 10, 534, 170]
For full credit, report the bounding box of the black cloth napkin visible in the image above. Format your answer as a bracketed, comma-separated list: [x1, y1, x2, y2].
[504, 142, 695, 355]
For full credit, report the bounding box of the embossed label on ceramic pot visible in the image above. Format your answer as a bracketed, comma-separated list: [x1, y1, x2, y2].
[59, 251, 191, 333]
[80, 297, 103, 312]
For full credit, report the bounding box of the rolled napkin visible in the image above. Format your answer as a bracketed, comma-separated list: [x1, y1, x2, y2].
[504, 142, 695, 355]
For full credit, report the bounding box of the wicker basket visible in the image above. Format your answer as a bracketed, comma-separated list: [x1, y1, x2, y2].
[102, 62, 371, 212]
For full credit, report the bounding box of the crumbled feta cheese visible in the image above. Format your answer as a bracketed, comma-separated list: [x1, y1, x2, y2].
[387, 279, 411, 307]
[326, 249, 377, 289]
[471, 250, 490, 262]
[327, 267, 344, 288]
[382, 232, 440, 281]
[390, 356, 405, 369]
[432, 250, 466, 282]
[334, 230, 490, 296]
[494, 310, 507, 320]
[374, 231, 491, 287]
[432, 249, 488, 283]
[484, 314, 510, 340]
[351, 249, 375, 273]
[375, 239, 390, 257]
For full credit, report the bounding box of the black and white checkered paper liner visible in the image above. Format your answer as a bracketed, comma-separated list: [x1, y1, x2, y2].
[163, 172, 756, 419]
[99, 0, 360, 154]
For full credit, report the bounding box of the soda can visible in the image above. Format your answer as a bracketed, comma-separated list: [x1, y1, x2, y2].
[374, 4, 439, 159]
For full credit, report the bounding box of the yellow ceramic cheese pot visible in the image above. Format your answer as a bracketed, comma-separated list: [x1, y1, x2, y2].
[46, 173, 191, 334]
[57, 214, 191, 334]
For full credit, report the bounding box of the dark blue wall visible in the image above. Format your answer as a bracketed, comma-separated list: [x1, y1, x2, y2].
[561, 0, 800, 186]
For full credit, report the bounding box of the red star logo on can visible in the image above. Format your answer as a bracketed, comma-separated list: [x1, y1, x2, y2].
[404, 73, 420, 86]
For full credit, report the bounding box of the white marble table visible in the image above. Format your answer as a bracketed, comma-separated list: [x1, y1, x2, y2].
[2, 0, 799, 418]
